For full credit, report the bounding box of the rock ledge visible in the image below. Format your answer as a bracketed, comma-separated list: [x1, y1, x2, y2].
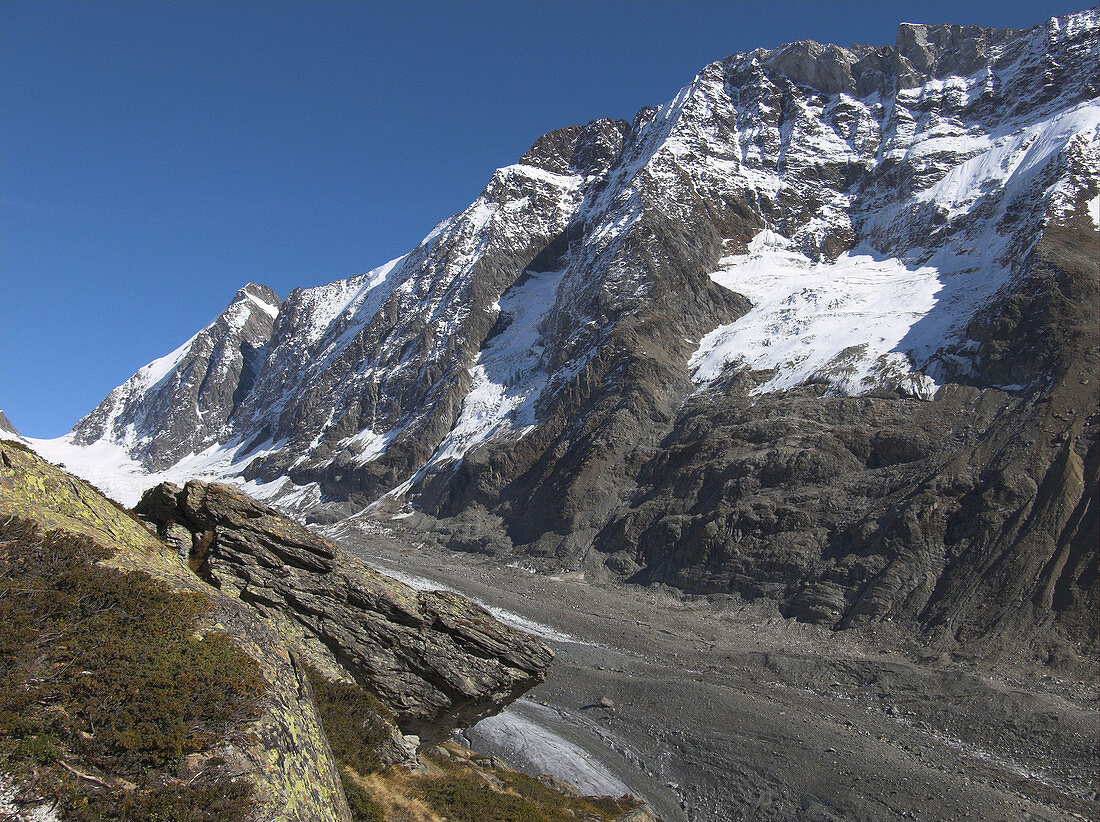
[135, 480, 554, 744]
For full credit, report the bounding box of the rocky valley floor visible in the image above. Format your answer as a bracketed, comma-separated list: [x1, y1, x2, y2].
[327, 519, 1098, 822]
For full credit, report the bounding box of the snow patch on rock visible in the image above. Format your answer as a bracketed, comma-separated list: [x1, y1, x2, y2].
[425, 267, 565, 468]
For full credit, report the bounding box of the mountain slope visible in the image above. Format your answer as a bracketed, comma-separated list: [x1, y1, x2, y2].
[72, 283, 281, 469]
[32, 9, 1100, 661]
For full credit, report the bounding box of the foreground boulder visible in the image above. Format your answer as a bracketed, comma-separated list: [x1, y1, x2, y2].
[2, 442, 649, 820]
[135, 479, 554, 743]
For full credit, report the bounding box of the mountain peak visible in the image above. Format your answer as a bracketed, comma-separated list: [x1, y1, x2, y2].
[68, 282, 281, 468]
[0, 410, 19, 437]
[517, 118, 631, 178]
[235, 282, 280, 308]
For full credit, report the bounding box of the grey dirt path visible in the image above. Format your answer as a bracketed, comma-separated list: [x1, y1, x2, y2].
[330, 521, 1098, 822]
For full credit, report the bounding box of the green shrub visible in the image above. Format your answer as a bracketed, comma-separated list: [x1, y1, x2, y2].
[414, 757, 649, 822]
[0, 516, 264, 821]
[416, 773, 549, 822]
[11, 732, 59, 764]
[65, 782, 253, 822]
[305, 665, 394, 775]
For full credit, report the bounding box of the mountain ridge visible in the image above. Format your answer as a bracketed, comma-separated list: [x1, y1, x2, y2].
[28, 9, 1100, 663]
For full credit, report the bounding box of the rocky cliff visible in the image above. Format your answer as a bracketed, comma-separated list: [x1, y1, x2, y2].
[71, 283, 281, 469]
[0, 411, 18, 437]
[32, 9, 1100, 662]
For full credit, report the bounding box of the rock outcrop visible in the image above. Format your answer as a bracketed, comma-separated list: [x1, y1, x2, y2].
[0, 443, 648, 820]
[0, 439, 352, 822]
[134, 479, 554, 744]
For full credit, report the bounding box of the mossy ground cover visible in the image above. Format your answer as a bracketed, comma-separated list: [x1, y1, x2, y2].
[0, 516, 264, 821]
[305, 666, 390, 822]
[413, 758, 646, 822]
[306, 663, 649, 822]
[0, 440, 164, 556]
[305, 665, 394, 777]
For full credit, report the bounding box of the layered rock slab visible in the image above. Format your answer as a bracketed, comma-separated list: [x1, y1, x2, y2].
[134, 479, 553, 743]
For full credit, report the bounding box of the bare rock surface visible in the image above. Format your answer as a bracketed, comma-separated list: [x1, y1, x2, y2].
[0, 411, 18, 437]
[134, 479, 554, 743]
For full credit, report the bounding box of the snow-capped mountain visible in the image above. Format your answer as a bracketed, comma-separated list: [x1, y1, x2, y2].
[31, 11, 1099, 658]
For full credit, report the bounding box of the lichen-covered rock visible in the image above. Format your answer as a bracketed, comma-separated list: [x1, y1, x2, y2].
[0, 440, 352, 822]
[135, 479, 554, 743]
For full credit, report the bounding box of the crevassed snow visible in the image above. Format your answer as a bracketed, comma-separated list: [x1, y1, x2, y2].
[916, 100, 1100, 222]
[692, 101, 1100, 398]
[691, 231, 943, 397]
[468, 700, 631, 797]
[28, 13, 1099, 517]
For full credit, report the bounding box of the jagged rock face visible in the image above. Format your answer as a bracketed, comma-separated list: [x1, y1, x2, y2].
[71, 283, 280, 470]
[0, 411, 17, 437]
[134, 480, 554, 744]
[45, 11, 1100, 659]
[595, 206, 1098, 663]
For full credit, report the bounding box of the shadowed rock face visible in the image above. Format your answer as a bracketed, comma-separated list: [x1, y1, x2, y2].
[134, 480, 554, 744]
[593, 206, 1099, 667]
[0, 411, 18, 437]
[71, 283, 281, 470]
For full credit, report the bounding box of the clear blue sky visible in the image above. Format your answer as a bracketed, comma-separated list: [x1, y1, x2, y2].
[2, 0, 1090, 437]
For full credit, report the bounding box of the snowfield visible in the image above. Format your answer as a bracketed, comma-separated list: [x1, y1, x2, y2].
[27, 433, 321, 513]
[691, 231, 942, 397]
